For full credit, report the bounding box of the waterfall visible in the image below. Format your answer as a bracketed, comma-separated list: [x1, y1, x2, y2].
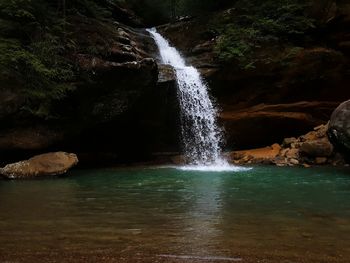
[147, 28, 231, 168]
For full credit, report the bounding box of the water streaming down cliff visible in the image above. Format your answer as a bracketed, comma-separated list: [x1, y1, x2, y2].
[147, 28, 230, 168]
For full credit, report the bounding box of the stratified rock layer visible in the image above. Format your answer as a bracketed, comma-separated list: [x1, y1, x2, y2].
[159, 3, 350, 151]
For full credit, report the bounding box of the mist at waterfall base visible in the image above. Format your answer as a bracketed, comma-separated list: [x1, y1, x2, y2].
[147, 28, 245, 172]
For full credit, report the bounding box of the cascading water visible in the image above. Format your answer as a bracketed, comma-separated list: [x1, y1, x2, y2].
[148, 28, 244, 171]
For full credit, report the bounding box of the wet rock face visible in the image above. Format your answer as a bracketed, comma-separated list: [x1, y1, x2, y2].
[0, 152, 78, 179]
[158, 64, 176, 84]
[160, 16, 350, 104]
[0, 89, 24, 119]
[0, 126, 64, 151]
[159, 8, 350, 151]
[0, 15, 182, 163]
[328, 100, 350, 156]
[111, 2, 144, 27]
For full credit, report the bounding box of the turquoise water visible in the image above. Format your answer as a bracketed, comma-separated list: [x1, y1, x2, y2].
[1, 166, 350, 262]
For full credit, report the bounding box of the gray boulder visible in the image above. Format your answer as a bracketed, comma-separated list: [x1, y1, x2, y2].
[328, 100, 350, 156]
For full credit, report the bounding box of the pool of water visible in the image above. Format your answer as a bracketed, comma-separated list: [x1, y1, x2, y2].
[1, 166, 350, 262]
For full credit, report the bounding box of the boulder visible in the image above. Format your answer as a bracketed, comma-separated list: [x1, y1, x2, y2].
[300, 139, 334, 157]
[273, 156, 288, 167]
[285, 148, 299, 159]
[290, 158, 300, 165]
[226, 121, 347, 167]
[328, 100, 350, 156]
[228, 143, 281, 164]
[300, 131, 318, 142]
[158, 64, 176, 84]
[0, 152, 78, 179]
[329, 153, 346, 166]
[314, 123, 329, 137]
[282, 137, 297, 147]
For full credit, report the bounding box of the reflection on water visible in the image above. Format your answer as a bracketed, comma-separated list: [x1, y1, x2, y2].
[0, 166, 350, 262]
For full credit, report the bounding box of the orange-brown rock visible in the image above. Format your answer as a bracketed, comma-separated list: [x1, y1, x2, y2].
[282, 137, 297, 147]
[300, 131, 318, 142]
[285, 148, 299, 159]
[229, 143, 281, 164]
[0, 152, 78, 179]
[228, 123, 346, 167]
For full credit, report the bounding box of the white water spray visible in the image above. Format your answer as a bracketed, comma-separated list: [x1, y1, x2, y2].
[148, 28, 238, 170]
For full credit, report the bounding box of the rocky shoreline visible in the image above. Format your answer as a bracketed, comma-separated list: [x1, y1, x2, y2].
[2, 99, 350, 179]
[227, 99, 350, 167]
[0, 2, 349, 178]
[227, 123, 346, 167]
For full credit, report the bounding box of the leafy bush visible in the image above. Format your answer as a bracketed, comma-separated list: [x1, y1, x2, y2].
[0, 0, 117, 118]
[213, 0, 315, 67]
[215, 27, 260, 68]
[0, 35, 75, 118]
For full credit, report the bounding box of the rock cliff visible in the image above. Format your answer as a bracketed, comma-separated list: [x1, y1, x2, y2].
[0, 7, 180, 166]
[0, 1, 349, 166]
[158, 1, 350, 150]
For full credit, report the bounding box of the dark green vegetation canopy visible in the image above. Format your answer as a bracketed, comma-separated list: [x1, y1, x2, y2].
[0, 0, 119, 118]
[126, 0, 233, 25]
[0, 0, 325, 117]
[212, 0, 317, 67]
[126, 0, 322, 26]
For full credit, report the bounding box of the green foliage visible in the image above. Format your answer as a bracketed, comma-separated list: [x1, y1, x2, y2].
[0, 35, 75, 118]
[215, 27, 259, 65]
[0, 0, 36, 21]
[177, 0, 232, 15]
[125, 0, 315, 68]
[279, 46, 304, 66]
[126, 0, 232, 25]
[256, 1, 316, 35]
[213, 0, 315, 67]
[0, 0, 117, 118]
[66, 0, 113, 19]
